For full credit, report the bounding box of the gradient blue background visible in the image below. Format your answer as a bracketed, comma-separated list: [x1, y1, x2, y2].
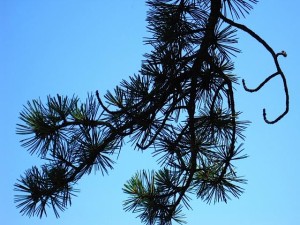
[1, 1, 299, 224]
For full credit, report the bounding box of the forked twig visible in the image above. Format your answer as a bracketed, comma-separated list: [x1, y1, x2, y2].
[221, 14, 289, 124]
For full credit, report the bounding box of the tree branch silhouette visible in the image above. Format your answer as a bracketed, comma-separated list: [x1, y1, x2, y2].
[14, 1, 289, 224]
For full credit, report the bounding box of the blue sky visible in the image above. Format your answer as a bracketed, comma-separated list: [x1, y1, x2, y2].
[1, 0, 299, 224]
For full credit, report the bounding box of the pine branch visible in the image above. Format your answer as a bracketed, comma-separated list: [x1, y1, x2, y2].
[14, 0, 289, 223]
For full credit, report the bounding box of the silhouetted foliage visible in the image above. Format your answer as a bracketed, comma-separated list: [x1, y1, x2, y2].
[14, 0, 289, 224]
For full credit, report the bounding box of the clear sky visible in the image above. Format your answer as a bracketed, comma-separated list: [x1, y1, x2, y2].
[1, 1, 299, 224]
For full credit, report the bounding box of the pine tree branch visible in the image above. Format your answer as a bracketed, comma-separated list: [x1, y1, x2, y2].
[220, 14, 289, 124]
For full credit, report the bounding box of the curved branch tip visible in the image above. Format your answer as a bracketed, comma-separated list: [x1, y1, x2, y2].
[277, 50, 287, 58]
[242, 79, 251, 92]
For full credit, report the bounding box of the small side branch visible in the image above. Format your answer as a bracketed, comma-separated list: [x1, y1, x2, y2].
[220, 14, 276, 57]
[220, 14, 289, 124]
[242, 72, 279, 93]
